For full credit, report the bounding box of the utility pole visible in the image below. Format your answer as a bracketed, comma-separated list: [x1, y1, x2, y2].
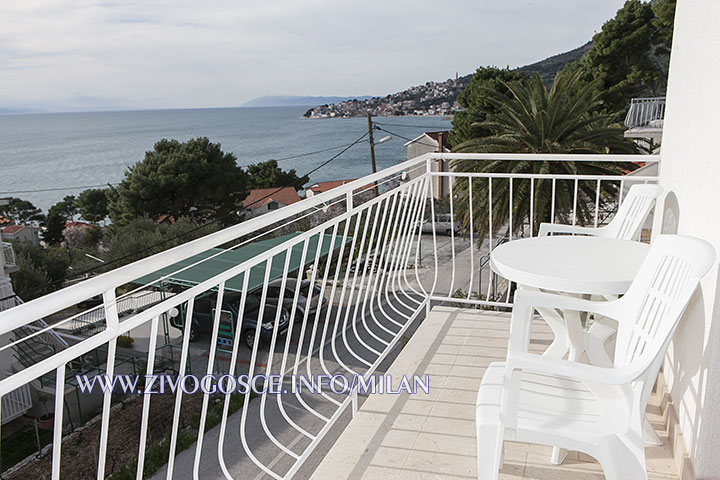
[367, 112, 379, 196]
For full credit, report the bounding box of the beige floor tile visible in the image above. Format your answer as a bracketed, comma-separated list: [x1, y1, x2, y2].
[421, 416, 476, 438]
[403, 398, 435, 416]
[430, 353, 458, 365]
[403, 450, 476, 477]
[428, 401, 475, 421]
[382, 429, 422, 449]
[436, 388, 477, 405]
[370, 446, 414, 469]
[413, 431, 477, 456]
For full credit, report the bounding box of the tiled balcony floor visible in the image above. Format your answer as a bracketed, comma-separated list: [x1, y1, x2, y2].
[311, 306, 679, 479]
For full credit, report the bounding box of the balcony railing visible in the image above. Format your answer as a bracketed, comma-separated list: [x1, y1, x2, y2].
[0, 153, 659, 479]
[625, 97, 666, 128]
[2, 241, 16, 271]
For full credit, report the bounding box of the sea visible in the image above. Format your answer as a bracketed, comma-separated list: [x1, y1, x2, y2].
[0, 107, 452, 212]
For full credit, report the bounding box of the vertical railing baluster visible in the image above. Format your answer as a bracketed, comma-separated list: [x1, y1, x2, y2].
[51, 364, 66, 480]
[448, 180, 456, 297]
[487, 177, 493, 301]
[467, 177, 474, 299]
[595, 179, 601, 228]
[572, 178, 579, 226]
[508, 177, 513, 241]
[136, 315, 159, 480]
[529, 178, 534, 237]
[551, 178, 556, 225]
[166, 295, 196, 478]
[97, 288, 120, 479]
[193, 282, 226, 477]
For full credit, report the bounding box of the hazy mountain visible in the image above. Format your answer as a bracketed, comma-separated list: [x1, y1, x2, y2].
[515, 41, 593, 87]
[243, 95, 374, 107]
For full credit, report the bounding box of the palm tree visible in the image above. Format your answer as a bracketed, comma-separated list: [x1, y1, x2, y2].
[451, 67, 639, 243]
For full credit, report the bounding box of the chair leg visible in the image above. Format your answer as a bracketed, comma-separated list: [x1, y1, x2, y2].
[536, 306, 569, 358]
[477, 424, 503, 480]
[597, 435, 648, 480]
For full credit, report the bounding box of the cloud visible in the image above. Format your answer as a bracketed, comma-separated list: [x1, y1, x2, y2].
[0, 0, 627, 110]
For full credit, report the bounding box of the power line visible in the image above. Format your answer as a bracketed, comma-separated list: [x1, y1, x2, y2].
[0, 184, 119, 196]
[0, 141, 367, 196]
[375, 125, 444, 150]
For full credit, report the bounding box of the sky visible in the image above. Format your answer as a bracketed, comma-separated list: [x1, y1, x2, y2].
[0, 0, 628, 112]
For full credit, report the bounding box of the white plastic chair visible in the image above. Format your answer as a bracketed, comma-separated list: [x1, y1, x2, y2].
[476, 235, 715, 480]
[538, 183, 663, 241]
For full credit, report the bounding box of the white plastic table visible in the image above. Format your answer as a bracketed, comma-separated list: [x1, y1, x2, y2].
[490, 235, 652, 463]
[490, 236, 649, 296]
[491, 235, 649, 360]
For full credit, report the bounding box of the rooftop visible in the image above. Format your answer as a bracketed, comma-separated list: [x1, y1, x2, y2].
[307, 179, 356, 193]
[243, 186, 302, 210]
[1, 224, 27, 234]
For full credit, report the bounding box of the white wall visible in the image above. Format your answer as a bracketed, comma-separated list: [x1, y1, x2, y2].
[656, 1, 720, 477]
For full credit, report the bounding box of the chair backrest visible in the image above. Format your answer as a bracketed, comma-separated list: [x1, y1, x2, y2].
[603, 184, 663, 241]
[614, 235, 715, 374]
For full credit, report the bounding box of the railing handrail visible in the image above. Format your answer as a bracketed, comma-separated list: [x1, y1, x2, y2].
[428, 152, 660, 163]
[0, 153, 659, 333]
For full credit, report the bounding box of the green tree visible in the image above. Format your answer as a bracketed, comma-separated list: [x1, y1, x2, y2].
[49, 195, 78, 220]
[0, 197, 45, 224]
[41, 195, 79, 246]
[10, 241, 70, 300]
[102, 216, 221, 268]
[652, 0, 676, 56]
[452, 68, 638, 242]
[449, 67, 527, 147]
[245, 160, 309, 190]
[77, 188, 109, 223]
[580, 0, 659, 113]
[42, 211, 66, 246]
[107, 138, 249, 226]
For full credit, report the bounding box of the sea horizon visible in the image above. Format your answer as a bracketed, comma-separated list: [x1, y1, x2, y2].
[0, 106, 451, 212]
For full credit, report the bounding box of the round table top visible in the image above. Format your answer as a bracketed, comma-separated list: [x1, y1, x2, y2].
[490, 236, 650, 295]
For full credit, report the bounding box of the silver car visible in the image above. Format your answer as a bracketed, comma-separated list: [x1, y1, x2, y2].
[422, 213, 460, 236]
[251, 278, 328, 323]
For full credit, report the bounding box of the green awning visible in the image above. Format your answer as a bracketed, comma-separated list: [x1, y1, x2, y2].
[134, 232, 347, 293]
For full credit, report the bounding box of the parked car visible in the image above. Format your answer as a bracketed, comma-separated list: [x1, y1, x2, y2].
[422, 214, 460, 235]
[250, 278, 327, 322]
[170, 290, 290, 348]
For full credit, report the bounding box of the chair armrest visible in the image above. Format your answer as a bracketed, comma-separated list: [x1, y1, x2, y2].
[505, 351, 636, 385]
[537, 223, 603, 237]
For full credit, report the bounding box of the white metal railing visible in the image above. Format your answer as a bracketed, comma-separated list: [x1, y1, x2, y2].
[2, 241, 16, 270]
[624, 97, 666, 128]
[0, 371, 32, 425]
[0, 152, 659, 478]
[66, 289, 170, 335]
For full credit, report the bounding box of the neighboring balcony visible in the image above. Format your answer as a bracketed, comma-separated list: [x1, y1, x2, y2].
[2, 241, 18, 274]
[624, 97, 666, 151]
[0, 153, 671, 479]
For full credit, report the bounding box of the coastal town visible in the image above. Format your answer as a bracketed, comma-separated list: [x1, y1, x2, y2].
[304, 74, 469, 118]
